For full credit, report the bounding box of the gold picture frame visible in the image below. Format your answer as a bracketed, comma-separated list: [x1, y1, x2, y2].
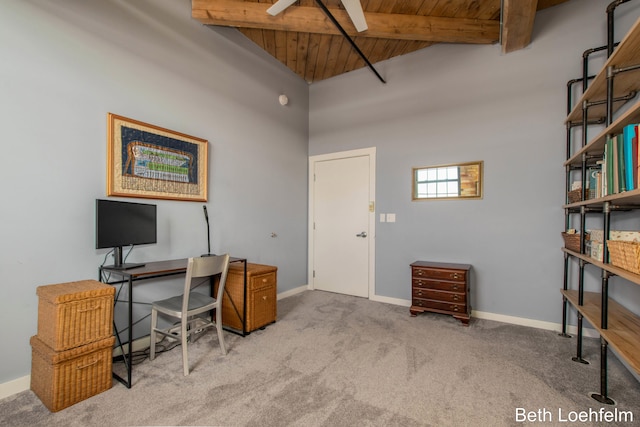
[107, 113, 208, 202]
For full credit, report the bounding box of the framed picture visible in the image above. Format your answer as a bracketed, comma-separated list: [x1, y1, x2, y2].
[107, 113, 208, 202]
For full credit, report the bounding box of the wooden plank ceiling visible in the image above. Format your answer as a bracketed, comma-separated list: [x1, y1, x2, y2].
[192, 0, 570, 83]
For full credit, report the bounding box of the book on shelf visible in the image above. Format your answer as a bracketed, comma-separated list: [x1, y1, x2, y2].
[617, 133, 626, 192]
[631, 124, 640, 189]
[613, 134, 621, 193]
[623, 123, 636, 191]
[600, 127, 639, 196]
[606, 135, 613, 195]
[588, 164, 601, 199]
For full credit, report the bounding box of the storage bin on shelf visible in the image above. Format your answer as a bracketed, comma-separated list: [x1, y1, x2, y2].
[30, 335, 115, 412]
[567, 188, 590, 203]
[607, 240, 640, 274]
[588, 241, 604, 262]
[562, 231, 589, 253]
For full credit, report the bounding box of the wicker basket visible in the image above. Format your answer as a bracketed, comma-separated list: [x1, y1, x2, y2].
[567, 189, 588, 204]
[562, 232, 589, 252]
[607, 240, 640, 274]
[36, 280, 115, 351]
[30, 335, 114, 412]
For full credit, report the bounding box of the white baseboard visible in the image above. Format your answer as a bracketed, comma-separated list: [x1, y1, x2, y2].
[112, 336, 152, 357]
[370, 294, 411, 307]
[0, 288, 602, 401]
[0, 375, 30, 401]
[277, 285, 307, 300]
[471, 309, 600, 338]
[371, 294, 600, 338]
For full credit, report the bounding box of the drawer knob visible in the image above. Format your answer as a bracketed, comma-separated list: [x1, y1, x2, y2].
[452, 306, 459, 312]
[452, 284, 459, 290]
[262, 278, 267, 283]
[416, 270, 423, 276]
[451, 273, 460, 279]
[453, 295, 459, 301]
[263, 296, 267, 300]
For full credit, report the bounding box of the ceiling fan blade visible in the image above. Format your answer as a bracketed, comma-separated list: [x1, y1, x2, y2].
[340, 0, 368, 32]
[266, 0, 298, 16]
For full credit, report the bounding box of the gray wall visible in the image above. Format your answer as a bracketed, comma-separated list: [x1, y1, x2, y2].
[309, 0, 640, 322]
[2, 0, 639, 388]
[0, 0, 308, 383]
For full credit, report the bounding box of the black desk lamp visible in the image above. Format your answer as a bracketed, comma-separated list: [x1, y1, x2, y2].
[202, 205, 215, 257]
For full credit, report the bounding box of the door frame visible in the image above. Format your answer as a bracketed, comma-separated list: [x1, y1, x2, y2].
[308, 147, 376, 298]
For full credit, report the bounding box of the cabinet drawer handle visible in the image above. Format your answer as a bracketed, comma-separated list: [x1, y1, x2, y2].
[452, 284, 459, 291]
[416, 290, 423, 296]
[451, 306, 459, 312]
[262, 296, 267, 300]
[262, 278, 268, 283]
[416, 270, 423, 276]
[452, 295, 459, 301]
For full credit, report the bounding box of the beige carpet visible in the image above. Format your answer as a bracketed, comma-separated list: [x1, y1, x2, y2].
[1, 290, 639, 426]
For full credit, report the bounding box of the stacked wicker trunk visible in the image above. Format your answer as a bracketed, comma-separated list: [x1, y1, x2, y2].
[31, 280, 115, 412]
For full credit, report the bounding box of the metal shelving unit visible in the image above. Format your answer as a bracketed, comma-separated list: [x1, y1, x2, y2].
[562, 0, 640, 405]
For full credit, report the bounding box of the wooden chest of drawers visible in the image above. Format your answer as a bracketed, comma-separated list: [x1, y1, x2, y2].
[409, 261, 471, 326]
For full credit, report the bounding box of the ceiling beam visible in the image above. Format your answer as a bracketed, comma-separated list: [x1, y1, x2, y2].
[192, 0, 500, 44]
[501, 0, 538, 54]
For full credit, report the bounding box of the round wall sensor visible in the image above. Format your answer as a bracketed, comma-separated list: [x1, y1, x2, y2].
[278, 94, 289, 106]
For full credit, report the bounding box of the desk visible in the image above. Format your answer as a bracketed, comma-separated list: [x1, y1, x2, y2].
[99, 257, 247, 388]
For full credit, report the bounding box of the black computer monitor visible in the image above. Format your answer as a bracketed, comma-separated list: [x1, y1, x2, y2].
[95, 199, 157, 269]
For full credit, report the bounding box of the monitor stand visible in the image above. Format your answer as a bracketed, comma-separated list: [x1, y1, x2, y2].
[106, 247, 146, 270]
[105, 262, 145, 270]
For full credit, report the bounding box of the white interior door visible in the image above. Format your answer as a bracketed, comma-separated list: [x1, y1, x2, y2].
[309, 149, 375, 298]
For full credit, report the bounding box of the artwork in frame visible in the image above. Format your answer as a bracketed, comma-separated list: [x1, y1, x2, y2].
[107, 113, 208, 202]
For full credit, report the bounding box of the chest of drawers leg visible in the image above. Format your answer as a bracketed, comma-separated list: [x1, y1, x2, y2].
[409, 261, 471, 326]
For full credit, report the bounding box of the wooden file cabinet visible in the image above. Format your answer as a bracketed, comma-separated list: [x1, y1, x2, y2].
[409, 261, 471, 326]
[217, 263, 277, 333]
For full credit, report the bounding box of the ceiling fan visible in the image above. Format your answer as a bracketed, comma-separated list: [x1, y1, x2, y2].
[267, 0, 368, 32]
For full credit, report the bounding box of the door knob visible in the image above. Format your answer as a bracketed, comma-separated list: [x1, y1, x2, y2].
[356, 231, 367, 238]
